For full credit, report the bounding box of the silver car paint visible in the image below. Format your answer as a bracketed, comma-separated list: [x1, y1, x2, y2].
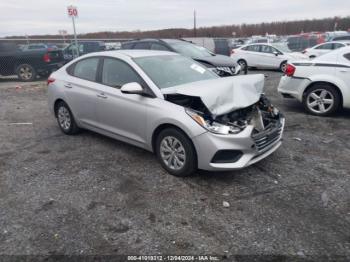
[48, 50, 283, 171]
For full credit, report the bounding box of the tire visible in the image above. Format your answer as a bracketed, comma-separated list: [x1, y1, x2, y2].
[155, 128, 197, 177]
[55, 101, 80, 135]
[237, 59, 248, 74]
[16, 64, 37, 81]
[303, 84, 341, 116]
[280, 61, 287, 72]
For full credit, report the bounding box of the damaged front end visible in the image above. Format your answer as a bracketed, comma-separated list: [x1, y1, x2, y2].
[166, 93, 284, 152]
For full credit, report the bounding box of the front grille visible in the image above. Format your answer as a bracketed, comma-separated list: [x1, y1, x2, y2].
[216, 66, 235, 75]
[252, 121, 283, 152]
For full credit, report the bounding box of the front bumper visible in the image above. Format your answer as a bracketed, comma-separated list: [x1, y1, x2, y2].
[192, 117, 285, 171]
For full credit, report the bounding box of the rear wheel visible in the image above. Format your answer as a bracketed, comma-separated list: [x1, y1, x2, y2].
[55, 101, 80, 135]
[155, 128, 197, 177]
[16, 64, 36, 81]
[303, 84, 341, 116]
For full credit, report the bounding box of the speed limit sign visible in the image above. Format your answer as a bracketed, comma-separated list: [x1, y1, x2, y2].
[67, 6, 78, 17]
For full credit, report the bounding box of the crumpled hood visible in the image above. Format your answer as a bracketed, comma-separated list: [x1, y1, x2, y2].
[162, 74, 265, 116]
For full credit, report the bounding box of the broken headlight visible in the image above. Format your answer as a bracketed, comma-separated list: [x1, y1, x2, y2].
[186, 109, 242, 135]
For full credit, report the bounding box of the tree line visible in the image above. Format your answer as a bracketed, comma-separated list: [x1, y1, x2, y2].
[6, 16, 350, 39]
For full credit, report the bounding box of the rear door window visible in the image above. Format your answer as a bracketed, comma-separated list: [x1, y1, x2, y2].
[122, 42, 134, 49]
[260, 45, 273, 53]
[72, 57, 99, 81]
[150, 43, 169, 51]
[102, 58, 142, 87]
[246, 45, 260, 52]
[134, 42, 151, 50]
[333, 43, 345, 49]
[316, 43, 333, 50]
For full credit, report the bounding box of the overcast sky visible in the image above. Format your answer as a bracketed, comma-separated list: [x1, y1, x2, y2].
[0, 0, 349, 37]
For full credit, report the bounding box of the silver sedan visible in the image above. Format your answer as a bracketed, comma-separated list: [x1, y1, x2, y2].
[48, 50, 284, 176]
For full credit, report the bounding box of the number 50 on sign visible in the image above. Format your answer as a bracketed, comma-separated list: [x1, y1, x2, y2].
[67, 6, 78, 17]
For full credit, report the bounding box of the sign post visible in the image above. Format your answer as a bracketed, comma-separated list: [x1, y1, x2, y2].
[67, 5, 79, 57]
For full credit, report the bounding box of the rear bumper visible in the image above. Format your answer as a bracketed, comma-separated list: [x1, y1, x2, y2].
[277, 75, 311, 102]
[37, 62, 64, 74]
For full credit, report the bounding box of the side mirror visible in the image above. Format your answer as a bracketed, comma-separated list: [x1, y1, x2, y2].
[121, 82, 144, 94]
[273, 51, 279, 56]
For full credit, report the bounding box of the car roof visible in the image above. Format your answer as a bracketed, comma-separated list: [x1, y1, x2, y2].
[87, 49, 178, 58]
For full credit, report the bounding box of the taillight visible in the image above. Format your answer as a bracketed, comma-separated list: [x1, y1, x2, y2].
[301, 49, 307, 54]
[285, 64, 296, 77]
[47, 77, 55, 85]
[43, 53, 51, 63]
[230, 49, 235, 55]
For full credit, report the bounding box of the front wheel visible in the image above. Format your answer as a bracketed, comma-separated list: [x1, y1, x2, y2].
[156, 128, 197, 177]
[16, 64, 37, 81]
[237, 59, 248, 74]
[280, 61, 287, 72]
[303, 84, 341, 116]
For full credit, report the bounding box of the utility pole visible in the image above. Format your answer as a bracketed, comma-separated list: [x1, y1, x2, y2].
[194, 10, 197, 37]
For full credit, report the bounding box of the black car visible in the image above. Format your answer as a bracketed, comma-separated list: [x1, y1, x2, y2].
[121, 39, 242, 76]
[62, 41, 106, 63]
[0, 42, 64, 81]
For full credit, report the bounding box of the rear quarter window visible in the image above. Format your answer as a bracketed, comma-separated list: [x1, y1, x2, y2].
[344, 53, 350, 61]
[69, 57, 100, 82]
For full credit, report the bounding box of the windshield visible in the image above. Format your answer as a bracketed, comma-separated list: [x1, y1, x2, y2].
[272, 43, 292, 53]
[134, 55, 218, 89]
[168, 42, 213, 58]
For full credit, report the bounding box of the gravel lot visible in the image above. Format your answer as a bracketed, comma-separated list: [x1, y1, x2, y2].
[0, 71, 349, 261]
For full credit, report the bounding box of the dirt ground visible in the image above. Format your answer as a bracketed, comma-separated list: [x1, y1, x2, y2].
[0, 71, 349, 261]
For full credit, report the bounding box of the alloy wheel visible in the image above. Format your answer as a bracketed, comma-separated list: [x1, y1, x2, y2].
[306, 89, 334, 114]
[57, 106, 71, 130]
[19, 66, 33, 80]
[160, 136, 186, 170]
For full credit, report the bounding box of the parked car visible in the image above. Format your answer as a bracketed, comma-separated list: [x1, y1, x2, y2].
[231, 43, 308, 72]
[326, 32, 350, 42]
[48, 50, 285, 176]
[184, 37, 232, 56]
[287, 33, 325, 52]
[0, 42, 65, 81]
[278, 46, 350, 116]
[121, 39, 241, 76]
[62, 41, 106, 62]
[302, 41, 350, 58]
[22, 43, 58, 51]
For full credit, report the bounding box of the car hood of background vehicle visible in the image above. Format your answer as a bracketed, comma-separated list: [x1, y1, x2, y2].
[162, 74, 265, 116]
[194, 54, 237, 67]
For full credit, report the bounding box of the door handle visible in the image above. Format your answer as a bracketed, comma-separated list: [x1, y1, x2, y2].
[64, 83, 72, 88]
[97, 93, 108, 99]
[339, 69, 349, 73]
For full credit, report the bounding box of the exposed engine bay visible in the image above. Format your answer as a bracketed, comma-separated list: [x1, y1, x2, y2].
[165, 93, 282, 135]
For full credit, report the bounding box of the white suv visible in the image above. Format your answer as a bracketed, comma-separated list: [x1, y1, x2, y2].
[278, 46, 350, 116]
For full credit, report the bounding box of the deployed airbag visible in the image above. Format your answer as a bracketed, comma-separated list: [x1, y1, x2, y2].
[162, 74, 265, 116]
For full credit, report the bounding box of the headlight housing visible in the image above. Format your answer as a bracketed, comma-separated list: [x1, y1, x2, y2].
[186, 109, 242, 135]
